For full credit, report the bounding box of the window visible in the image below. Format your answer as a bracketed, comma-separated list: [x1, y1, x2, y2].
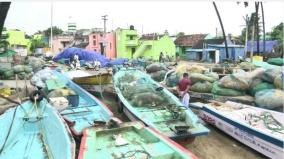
[93, 35, 96, 39]
[93, 40, 96, 46]
[110, 43, 112, 49]
[129, 36, 133, 40]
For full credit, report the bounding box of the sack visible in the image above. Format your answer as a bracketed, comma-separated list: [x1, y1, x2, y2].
[48, 88, 77, 98]
[267, 58, 284, 66]
[24, 66, 33, 73]
[30, 69, 56, 88]
[274, 73, 284, 89]
[255, 89, 284, 109]
[121, 84, 154, 99]
[190, 73, 217, 84]
[13, 65, 25, 73]
[3, 70, 14, 79]
[204, 72, 219, 81]
[18, 72, 27, 80]
[176, 64, 207, 74]
[239, 62, 256, 70]
[211, 82, 244, 96]
[150, 70, 166, 82]
[249, 82, 275, 96]
[146, 62, 167, 73]
[166, 72, 180, 87]
[219, 73, 250, 91]
[190, 81, 213, 93]
[249, 78, 263, 89]
[262, 69, 281, 83]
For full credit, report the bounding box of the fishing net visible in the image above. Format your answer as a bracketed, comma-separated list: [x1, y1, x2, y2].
[30, 69, 57, 88]
[239, 62, 256, 70]
[120, 84, 155, 99]
[274, 73, 284, 90]
[249, 82, 275, 96]
[130, 92, 166, 107]
[211, 82, 245, 96]
[255, 89, 284, 110]
[3, 70, 14, 79]
[190, 81, 213, 93]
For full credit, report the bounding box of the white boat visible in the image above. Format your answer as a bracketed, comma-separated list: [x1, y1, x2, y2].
[193, 101, 284, 159]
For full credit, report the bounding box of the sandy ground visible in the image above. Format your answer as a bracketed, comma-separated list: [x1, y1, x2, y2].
[98, 92, 266, 159]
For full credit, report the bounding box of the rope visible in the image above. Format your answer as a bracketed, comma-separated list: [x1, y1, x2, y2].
[116, 150, 151, 159]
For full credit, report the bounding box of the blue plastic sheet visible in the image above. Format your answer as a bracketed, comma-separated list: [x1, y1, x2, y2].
[53, 47, 128, 67]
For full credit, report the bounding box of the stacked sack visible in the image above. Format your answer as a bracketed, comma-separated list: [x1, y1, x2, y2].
[0, 65, 33, 80]
[146, 62, 168, 82]
[212, 68, 265, 96]
[254, 68, 284, 110]
[30, 68, 57, 88]
[25, 56, 45, 73]
[190, 72, 219, 93]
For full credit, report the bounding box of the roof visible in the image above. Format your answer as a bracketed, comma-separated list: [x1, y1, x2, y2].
[174, 34, 207, 47]
[140, 34, 164, 40]
[208, 44, 244, 48]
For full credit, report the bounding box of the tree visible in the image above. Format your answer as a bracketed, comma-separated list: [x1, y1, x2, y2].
[267, 22, 283, 54]
[176, 32, 185, 37]
[30, 38, 48, 52]
[43, 26, 63, 37]
[0, 2, 11, 38]
[213, 1, 229, 59]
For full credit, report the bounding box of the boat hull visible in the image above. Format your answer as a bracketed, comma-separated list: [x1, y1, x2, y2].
[0, 99, 76, 159]
[52, 70, 113, 136]
[73, 73, 112, 85]
[199, 104, 284, 159]
[78, 121, 198, 159]
[113, 68, 209, 140]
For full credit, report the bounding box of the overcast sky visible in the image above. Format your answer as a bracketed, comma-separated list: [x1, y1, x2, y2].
[4, 1, 284, 36]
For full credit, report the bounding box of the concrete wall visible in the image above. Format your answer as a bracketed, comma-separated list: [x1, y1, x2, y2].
[52, 35, 74, 54]
[86, 32, 116, 59]
[115, 28, 138, 58]
[134, 35, 176, 60]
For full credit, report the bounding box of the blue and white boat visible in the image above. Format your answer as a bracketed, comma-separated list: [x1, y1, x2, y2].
[194, 101, 284, 159]
[0, 93, 75, 159]
[51, 70, 113, 136]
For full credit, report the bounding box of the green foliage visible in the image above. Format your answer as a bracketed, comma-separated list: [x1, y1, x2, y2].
[239, 12, 261, 43]
[267, 23, 283, 53]
[30, 39, 48, 52]
[176, 32, 185, 37]
[44, 26, 63, 37]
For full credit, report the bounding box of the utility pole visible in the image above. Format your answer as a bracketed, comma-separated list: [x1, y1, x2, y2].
[243, 15, 249, 55]
[101, 15, 108, 55]
[50, 2, 53, 53]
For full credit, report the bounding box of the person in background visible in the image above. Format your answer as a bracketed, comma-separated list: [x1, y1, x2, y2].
[177, 73, 191, 107]
[159, 52, 164, 63]
[175, 52, 180, 66]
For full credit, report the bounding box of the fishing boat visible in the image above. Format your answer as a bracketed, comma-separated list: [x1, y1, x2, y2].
[78, 121, 198, 159]
[195, 101, 284, 159]
[50, 70, 113, 136]
[113, 68, 209, 140]
[66, 70, 112, 85]
[0, 91, 75, 159]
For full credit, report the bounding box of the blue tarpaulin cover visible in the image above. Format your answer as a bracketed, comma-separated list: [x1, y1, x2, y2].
[246, 40, 278, 53]
[53, 47, 128, 67]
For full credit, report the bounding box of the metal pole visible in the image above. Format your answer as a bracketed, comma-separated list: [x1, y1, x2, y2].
[101, 15, 108, 56]
[261, 2, 266, 54]
[50, 2, 53, 53]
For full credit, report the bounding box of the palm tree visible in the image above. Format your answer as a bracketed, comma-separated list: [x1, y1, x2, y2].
[261, 2, 266, 53]
[255, 2, 260, 54]
[0, 2, 11, 38]
[213, 1, 229, 59]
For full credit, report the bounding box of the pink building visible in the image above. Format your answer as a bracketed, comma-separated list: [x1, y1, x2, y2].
[86, 32, 116, 59]
[52, 35, 74, 54]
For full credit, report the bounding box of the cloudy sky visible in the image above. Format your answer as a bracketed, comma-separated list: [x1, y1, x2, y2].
[4, 0, 284, 36]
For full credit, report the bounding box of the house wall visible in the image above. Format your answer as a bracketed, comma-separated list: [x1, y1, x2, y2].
[52, 35, 74, 54]
[208, 45, 245, 61]
[115, 28, 138, 58]
[5, 29, 31, 56]
[138, 35, 176, 60]
[86, 32, 116, 59]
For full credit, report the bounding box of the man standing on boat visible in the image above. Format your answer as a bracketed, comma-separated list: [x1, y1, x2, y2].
[177, 73, 191, 107]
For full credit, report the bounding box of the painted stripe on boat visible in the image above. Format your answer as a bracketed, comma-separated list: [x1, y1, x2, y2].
[202, 107, 284, 148]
